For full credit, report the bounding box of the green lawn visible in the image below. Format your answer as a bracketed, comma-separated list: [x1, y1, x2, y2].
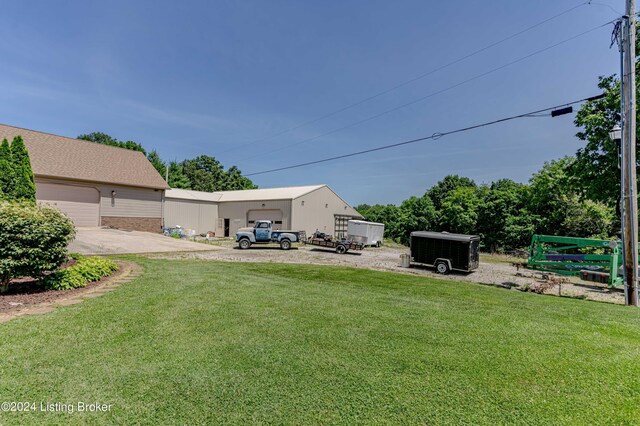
[1, 259, 639, 424]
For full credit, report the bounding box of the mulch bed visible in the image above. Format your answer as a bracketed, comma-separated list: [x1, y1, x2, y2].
[0, 263, 128, 313]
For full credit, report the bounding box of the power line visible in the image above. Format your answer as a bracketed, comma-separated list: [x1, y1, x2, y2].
[238, 19, 614, 164]
[219, 1, 590, 156]
[245, 94, 604, 177]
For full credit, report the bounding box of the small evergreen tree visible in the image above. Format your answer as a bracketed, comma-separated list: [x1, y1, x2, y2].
[0, 138, 12, 198]
[10, 136, 36, 203]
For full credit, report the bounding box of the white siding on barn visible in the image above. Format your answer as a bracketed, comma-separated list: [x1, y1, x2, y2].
[164, 198, 218, 235]
[217, 200, 292, 235]
[36, 181, 100, 227]
[98, 184, 163, 218]
[247, 209, 284, 229]
[291, 186, 362, 237]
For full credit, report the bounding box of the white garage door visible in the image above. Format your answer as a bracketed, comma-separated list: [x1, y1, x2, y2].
[37, 183, 100, 227]
[247, 209, 283, 229]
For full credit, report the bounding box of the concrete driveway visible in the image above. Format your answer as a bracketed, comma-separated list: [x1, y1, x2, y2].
[69, 228, 222, 255]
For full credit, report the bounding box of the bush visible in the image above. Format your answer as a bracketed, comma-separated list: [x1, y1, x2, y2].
[44, 257, 118, 291]
[0, 201, 75, 292]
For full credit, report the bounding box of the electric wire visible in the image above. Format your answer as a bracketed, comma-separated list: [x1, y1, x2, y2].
[245, 94, 604, 177]
[239, 19, 615, 164]
[218, 1, 590, 156]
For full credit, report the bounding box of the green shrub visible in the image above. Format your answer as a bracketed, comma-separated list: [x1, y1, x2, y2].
[68, 252, 85, 261]
[0, 201, 75, 292]
[44, 257, 118, 291]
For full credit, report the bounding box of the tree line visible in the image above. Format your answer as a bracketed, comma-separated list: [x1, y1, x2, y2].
[78, 132, 257, 191]
[358, 68, 633, 251]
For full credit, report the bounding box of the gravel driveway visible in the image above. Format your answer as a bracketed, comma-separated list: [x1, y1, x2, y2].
[149, 239, 625, 305]
[69, 228, 223, 255]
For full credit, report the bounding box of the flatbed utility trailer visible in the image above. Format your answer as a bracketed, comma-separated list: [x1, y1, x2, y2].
[527, 235, 623, 287]
[304, 232, 364, 254]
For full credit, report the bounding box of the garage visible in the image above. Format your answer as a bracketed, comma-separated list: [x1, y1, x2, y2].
[36, 182, 100, 227]
[247, 209, 283, 228]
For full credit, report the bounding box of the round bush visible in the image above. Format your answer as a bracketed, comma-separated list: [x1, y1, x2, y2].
[0, 201, 75, 291]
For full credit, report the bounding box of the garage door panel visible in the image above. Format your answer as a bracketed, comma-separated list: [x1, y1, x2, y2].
[36, 183, 100, 227]
[247, 209, 283, 229]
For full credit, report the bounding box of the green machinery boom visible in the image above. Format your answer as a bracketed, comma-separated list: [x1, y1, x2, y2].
[527, 235, 623, 287]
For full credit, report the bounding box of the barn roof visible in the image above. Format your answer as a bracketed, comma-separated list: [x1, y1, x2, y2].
[0, 124, 169, 189]
[165, 185, 325, 202]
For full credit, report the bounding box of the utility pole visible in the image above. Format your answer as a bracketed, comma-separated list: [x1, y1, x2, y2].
[622, 0, 639, 306]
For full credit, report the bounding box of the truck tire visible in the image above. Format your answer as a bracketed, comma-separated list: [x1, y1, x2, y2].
[280, 239, 291, 250]
[435, 261, 450, 275]
[239, 238, 251, 250]
[336, 244, 347, 254]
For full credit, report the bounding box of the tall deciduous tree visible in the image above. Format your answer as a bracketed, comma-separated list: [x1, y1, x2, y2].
[394, 195, 437, 245]
[427, 175, 476, 211]
[78, 132, 147, 155]
[0, 138, 12, 198]
[476, 179, 526, 252]
[10, 136, 36, 203]
[224, 166, 258, 190]
[527, 157, 576, 235]
[438, 186, 481, 235]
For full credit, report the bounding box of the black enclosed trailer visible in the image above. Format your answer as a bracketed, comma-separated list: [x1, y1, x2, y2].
[410, 231, 480, 274]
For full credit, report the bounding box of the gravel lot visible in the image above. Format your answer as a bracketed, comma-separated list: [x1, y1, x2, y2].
[149, 238, 625, 305]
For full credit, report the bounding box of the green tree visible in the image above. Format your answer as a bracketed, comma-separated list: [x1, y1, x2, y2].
[78, 132, 147, 155]
[476, 179, 527, 252]
[393, 195, 437, 245]
[167, 161, 191, 189]
[10, 136, 36, 203]
[571, 76, 626, 204]
[562, 197, 615, 239]
[427, 175, 476, 211]
[571, 29, 640, 204]
[0, 138, 12, 198]
[147, 150, 167, 179]
[503, 209, 540, 250]
[527, 157, 575, 235]
[182, 155, 256, 192]
[223, 166, 258, 190]
[182, 155, 224, 192]
[438, 186, 481, 234]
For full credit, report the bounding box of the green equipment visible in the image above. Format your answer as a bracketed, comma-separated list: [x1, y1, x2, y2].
[527, 235, 623, 287]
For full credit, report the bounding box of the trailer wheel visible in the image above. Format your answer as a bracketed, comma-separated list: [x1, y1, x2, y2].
[280, 239, 291, 250]
[336, 244, 347, 254]
[435, 261, 450, 275]
[375, 241, 381, 248]
[239, 238, 251, 250]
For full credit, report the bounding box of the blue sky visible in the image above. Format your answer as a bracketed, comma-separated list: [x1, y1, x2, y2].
[0, 0, 623, 205]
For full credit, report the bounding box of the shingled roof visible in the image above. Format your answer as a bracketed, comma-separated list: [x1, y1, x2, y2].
[0, 124, 169, 189]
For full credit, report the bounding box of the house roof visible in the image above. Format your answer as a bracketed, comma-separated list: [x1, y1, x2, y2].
[0, 124, 169, 189]
[165, 185, 325, 202]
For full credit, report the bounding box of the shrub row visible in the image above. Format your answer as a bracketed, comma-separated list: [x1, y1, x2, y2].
[44, 256, 119, 291]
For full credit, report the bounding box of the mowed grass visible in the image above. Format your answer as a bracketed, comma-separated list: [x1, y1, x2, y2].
[1, 259, 639, 425]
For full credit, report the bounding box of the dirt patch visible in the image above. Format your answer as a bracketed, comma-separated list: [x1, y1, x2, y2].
[0, 261, 143, 323]
[149, 240, 625, 305]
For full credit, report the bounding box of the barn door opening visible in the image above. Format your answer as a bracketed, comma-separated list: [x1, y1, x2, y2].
[224, 219, 230, 237]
